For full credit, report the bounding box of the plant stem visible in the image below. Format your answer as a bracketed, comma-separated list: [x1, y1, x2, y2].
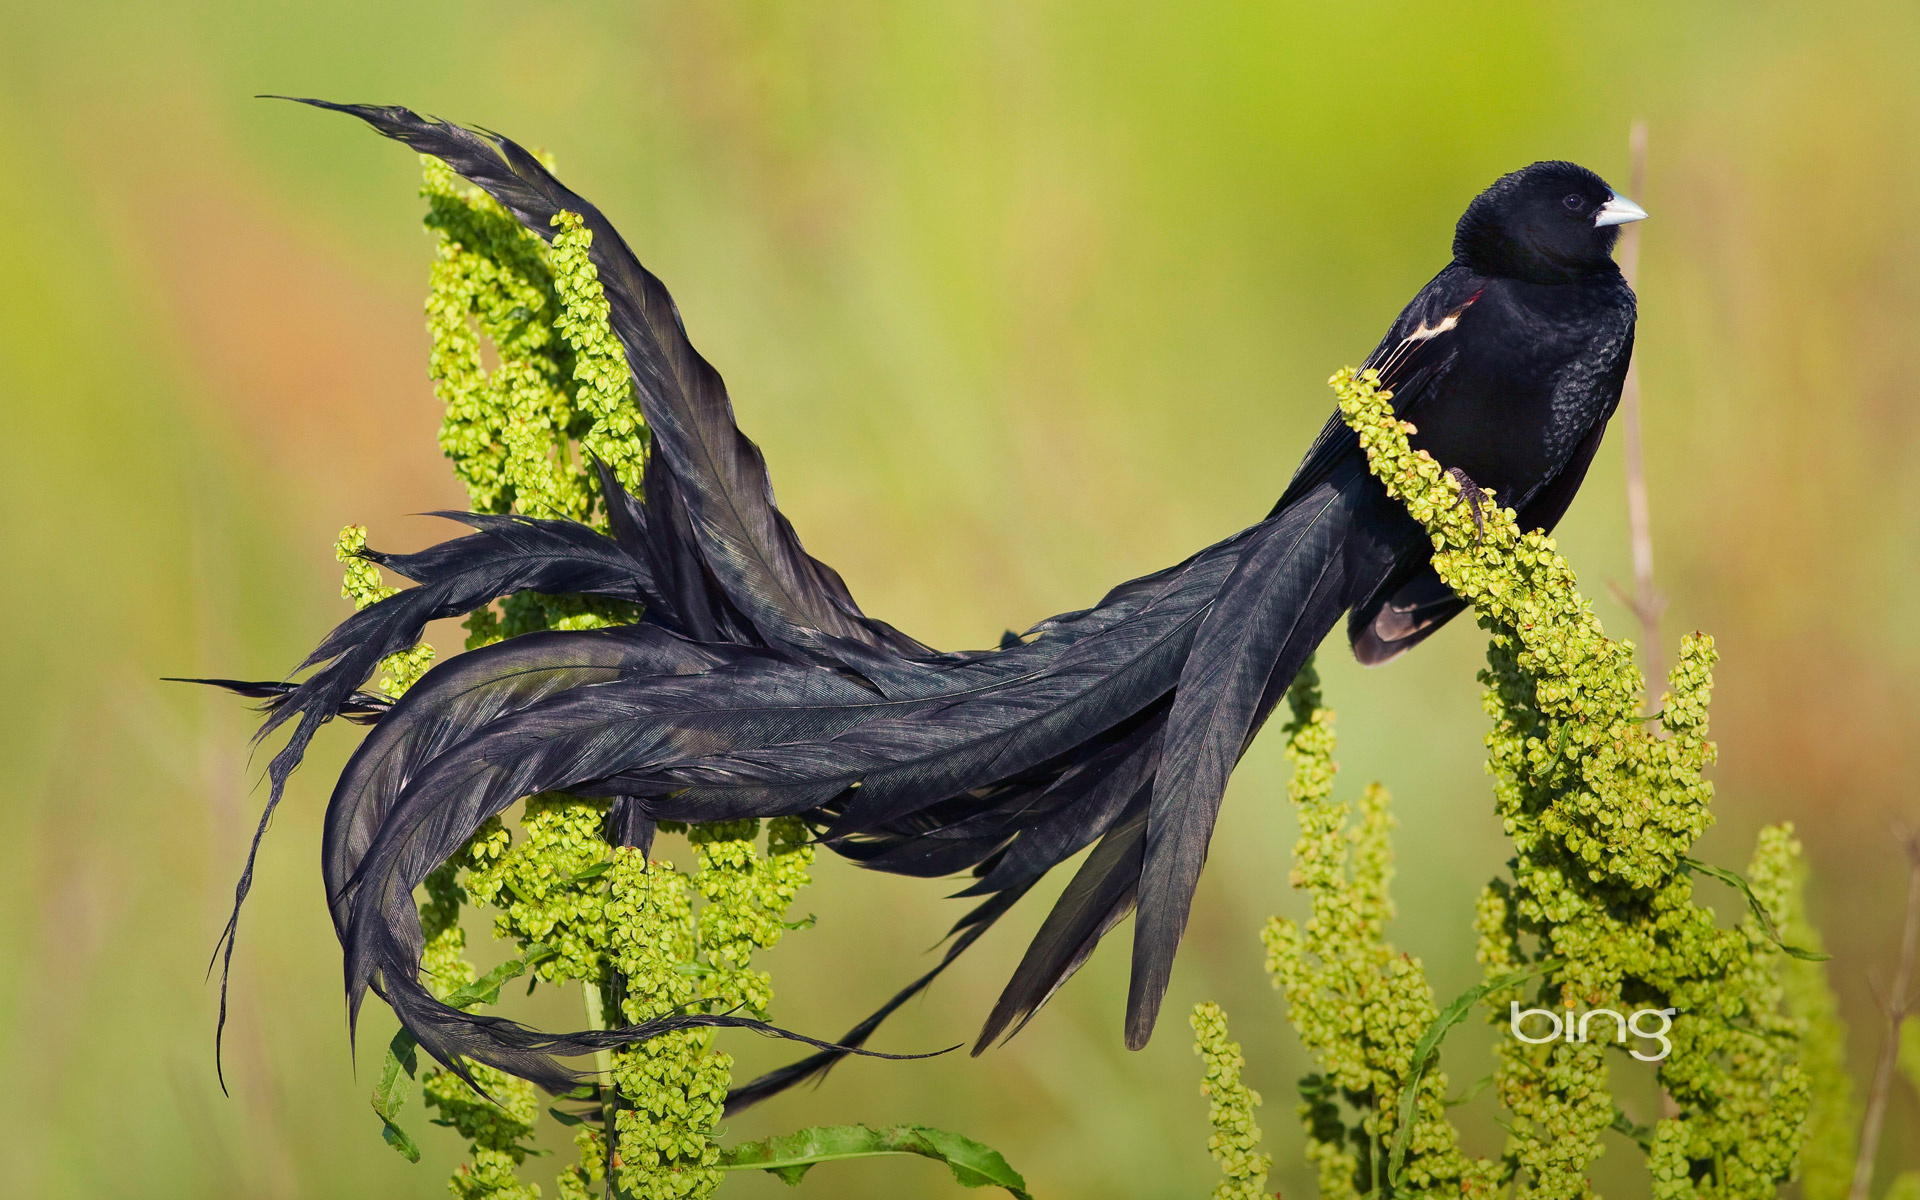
[1848, 828, 1920, 1200]
[1613, 118, 1665, 698]
[582, 981, 614, 1080]
[582, 978, 622, 1200]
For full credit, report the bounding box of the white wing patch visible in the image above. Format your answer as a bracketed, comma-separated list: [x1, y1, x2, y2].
[1372, 304, 1470, 388]
[1407, 309, 1463, 343]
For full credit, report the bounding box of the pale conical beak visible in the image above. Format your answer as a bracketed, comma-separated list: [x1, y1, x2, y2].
[1595, 192, 1649, 227]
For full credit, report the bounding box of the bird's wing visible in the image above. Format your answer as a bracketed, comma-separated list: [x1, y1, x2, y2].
[1348, 566, 1464, 666]
[1346, 349, 1623, 667]
[1271, 263, 1488, 514]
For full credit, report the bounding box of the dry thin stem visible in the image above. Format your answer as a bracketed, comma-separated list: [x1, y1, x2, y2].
[1848, 826, 1920, 1200]
[1611, 118, 1666, 699]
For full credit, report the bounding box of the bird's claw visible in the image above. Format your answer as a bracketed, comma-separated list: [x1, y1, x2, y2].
[1446, 467, 1490, 542]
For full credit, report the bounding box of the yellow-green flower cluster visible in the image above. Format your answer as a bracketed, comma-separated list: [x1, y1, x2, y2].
[345, 154, 664, 1194]
[608, 848, 726, 1199]
[1325, 366, 1815, 1199]
[420, 859, 477, 1000]
[1778, 834, 1854, 1200]
[444, 1149, 542, 1200]
[597, 821, 818, 1199]
[1190, 1001, 1271, 1200]
[689, 817, 816, 1018]
[549, 211, 647, 495]
[554, 1128, 607, 1200]
[464, 795, 612, 986]
[424, 1061, 543, 1200]
[336, 523, 436, 696]
[414, 894, 542, 1200]
[594, 818, 819, 1199]
[421, 158, 649, 649]
[1260, 661, 1499, 1199]
[422, 155, 588, 522]
[354, 152, 825, 1198]
[434, 799, 620, 1199]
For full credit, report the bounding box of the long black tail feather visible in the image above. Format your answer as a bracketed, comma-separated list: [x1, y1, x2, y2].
[324, 532, 1258, 1050]
[722, 883, 1032, 1114]
[374, 942, 954, 1097]
[976, 795, 1151, 1051]
[173, 678, 393, 725]
[1129, 478, 1362, 1047]
[280, 98, 929, 662]
[193, 97, 1413, 1108]
[320, 623, 730, 937]
[191, 504, 666, 1085]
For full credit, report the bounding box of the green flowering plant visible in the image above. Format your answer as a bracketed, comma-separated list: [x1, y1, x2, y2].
[1194, 368, 1853, 1200]
[339, 157, 1029, 1200]
[266, 128, 1910, 1200]
[1192, 1000, 1273, 1200]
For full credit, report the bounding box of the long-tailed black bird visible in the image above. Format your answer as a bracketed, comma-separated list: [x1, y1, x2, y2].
[199, 100, 1644, 1104]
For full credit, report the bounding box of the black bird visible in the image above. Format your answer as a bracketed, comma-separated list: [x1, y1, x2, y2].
[200, 101, 1644, 1103]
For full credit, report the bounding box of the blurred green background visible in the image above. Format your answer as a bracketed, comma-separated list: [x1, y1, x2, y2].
[4, 1, 1918, 1196]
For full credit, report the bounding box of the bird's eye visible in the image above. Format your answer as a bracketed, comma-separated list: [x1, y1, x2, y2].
[1562, 193, 1584, 211]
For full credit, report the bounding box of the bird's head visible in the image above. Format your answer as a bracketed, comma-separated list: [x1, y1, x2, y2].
[1452, 160, 1647, 284]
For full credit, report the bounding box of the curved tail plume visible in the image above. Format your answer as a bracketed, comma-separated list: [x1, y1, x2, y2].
[202, 98, 1445, 1104]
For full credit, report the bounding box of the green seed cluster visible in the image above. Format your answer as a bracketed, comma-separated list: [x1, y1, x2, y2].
[1777, 834, 1853, 1200]
[554, 1127, 608, 1200]
[411, 812, 580, 1200]
[1190, 1000, 1272, 1200]
[420, 858, 477, 1000]
[549, 211, 647, 496]
[600, 822, 817, 1199]
[421, 155, 590, 523]
[465, 795, 613, 986]
[607, 849, 725, 1199]
[421, 156, 645, 649]
[337, 153, 672, 1194]
[336, 523, 436, 696]
[1213, 368, 1830, 1200]
[423, 1061, 542, 1200]
[1261, 661, 1499, 1199]
[1335, 366, 1817, 1198]
[690, 817, 816, 1018]
[327, 148, 840, 1198]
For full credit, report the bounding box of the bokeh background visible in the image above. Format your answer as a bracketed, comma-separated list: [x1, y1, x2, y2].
[4, 2, 1918, 1196]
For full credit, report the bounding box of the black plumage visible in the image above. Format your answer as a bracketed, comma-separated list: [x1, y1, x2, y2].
[202, 101, 1642, 1101]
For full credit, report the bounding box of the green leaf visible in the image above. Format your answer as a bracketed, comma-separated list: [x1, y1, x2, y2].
[1680, 857, 1829, 961]
[1444, 1073, 1495, 1108]
[379, 1118, 421, 1162]
[1386, 958, 1565, 1193]
[371, 1028, 421, 1163]
[563, 860, 613, 886]
[720, 1124, 1031, 1198]
[368, 944, 556, 1162]
[441, 942, 557, 1010]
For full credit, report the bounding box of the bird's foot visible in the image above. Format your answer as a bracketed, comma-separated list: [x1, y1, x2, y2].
[1445, 467, 1490, 542]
